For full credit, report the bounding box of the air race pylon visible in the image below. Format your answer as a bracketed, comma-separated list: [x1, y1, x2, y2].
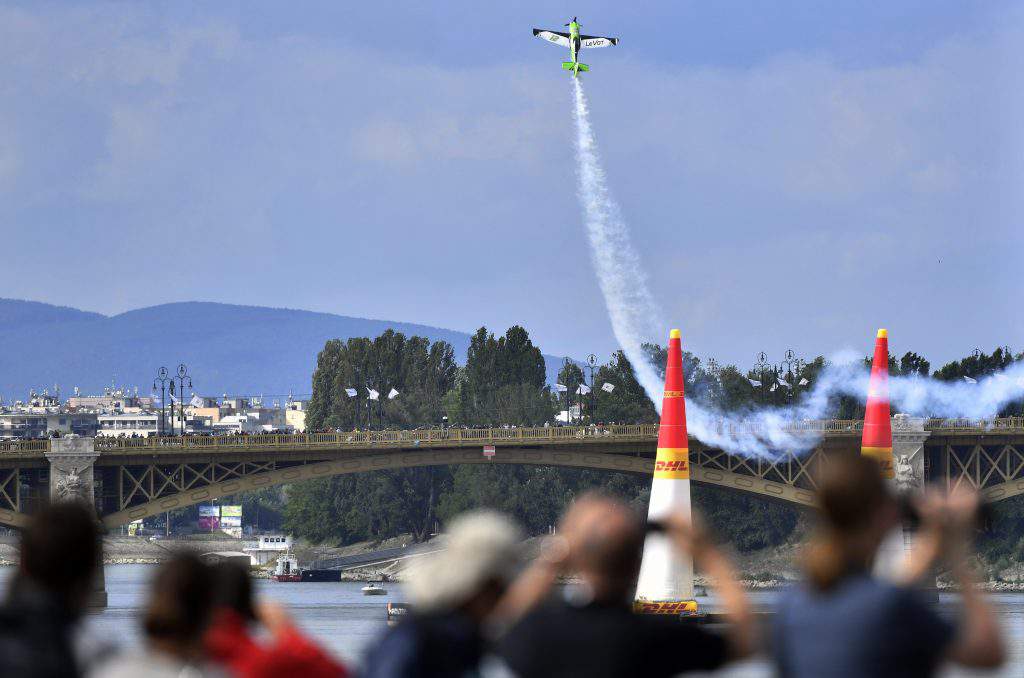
[634, 329, 698, 616]
[863, 329, 909, 580]
[862, 329, 894, 479]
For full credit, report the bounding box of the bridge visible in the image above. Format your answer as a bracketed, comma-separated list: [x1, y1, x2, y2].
[1, 416, 1023, 530]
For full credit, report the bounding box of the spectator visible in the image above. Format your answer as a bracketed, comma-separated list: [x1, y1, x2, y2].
[94, 553, 222, 677]
[498, 493, 755, 677]
[0, 501, 101, 678]
[772, 454, 1005, 677]
[205, 561, 348, 678]
[362, 511, 523, 678]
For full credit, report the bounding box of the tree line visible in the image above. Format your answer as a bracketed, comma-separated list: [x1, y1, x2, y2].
[283, 327, 1023, 556]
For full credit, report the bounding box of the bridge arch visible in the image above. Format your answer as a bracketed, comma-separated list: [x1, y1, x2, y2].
[100, 449, 820, 528]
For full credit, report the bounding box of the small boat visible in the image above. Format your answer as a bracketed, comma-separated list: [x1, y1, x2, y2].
[272, 553, 301, 582]
[362, 582, 387, 595]
[386, 602, 410, 627]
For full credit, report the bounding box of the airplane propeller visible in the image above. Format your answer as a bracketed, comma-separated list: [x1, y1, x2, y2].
[564, 16, 578, 26]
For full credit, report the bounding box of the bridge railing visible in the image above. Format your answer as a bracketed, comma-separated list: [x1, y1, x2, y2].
[93, 423, 663, 452]
[925, 417, 1024, 431]
[0, 439, 50, 453]
[36, 416, 1024, 456]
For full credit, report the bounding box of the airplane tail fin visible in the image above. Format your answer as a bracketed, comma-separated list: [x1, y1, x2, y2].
[562, 61, 589, 76]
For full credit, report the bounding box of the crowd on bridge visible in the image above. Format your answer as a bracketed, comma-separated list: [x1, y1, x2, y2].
[0, 455, 1008, 678]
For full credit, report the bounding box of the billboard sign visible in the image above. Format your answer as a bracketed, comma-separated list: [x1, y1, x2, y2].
[220, 505, 242, 528]
[198, 504, 220, 531]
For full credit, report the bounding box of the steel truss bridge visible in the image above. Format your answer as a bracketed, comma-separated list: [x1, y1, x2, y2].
[1, 417, 1023, 529]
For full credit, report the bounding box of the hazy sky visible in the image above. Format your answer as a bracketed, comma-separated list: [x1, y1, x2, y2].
[1, 1, 1021, 368]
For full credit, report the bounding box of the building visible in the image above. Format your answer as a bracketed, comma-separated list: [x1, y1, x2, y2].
[243, 535, 294, 565]
[67, 387, 152, 413]
[285, 399, 308, 433]
[0, 411, 98, 439]
[97, 413, 159, 437]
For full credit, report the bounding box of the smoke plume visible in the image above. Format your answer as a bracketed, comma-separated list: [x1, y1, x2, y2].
[571, 79, 1024, 459]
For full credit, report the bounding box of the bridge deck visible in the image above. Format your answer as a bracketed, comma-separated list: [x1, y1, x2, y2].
[1, 417, 1022, 458]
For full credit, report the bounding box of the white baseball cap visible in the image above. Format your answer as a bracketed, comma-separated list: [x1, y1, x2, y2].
[405, 511, 523, 613]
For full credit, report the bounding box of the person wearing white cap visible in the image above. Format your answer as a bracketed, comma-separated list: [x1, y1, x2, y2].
[362, 511, 523, 678]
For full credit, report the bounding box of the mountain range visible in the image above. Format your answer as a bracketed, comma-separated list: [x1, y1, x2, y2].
[0, 299, 566, 403]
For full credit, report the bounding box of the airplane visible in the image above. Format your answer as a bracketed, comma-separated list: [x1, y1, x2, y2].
[532, 17, 618, 77]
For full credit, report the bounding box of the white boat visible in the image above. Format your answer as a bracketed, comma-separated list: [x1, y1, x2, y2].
[272, 553, 301, 582]
[362, 583, 387, 595]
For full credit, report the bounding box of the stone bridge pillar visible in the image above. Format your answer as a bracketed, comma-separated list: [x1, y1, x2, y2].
[44, 437, 106, 608]
[876, 416, 932, 584]
[892, 415, 931, 491]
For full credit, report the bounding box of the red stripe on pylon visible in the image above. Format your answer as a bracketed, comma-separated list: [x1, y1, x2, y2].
[862, 329, 893, 477]
[657, 330, 688, 451]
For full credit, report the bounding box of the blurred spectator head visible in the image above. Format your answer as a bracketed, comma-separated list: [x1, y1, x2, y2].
[18, 500, 100, 616]
[143, 553, 215, 651]
[210, 561, 257, 621]
[406, 511, 522, 619]
[560, 492, 645, 604]
[805, 454, 897, 590]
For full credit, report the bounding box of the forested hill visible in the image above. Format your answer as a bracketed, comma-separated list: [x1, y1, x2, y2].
[0, 299, 566, 399]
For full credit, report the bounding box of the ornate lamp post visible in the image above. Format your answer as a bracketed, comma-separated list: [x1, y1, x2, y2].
[153, 367, 170, 436]
[755, 352, 770, 404]
[586, 354, 598, 422]
[174, 364, 192, 436]
[562, 357, 573, 424]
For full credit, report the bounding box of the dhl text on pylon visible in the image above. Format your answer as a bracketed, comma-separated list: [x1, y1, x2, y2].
[634, 329, 698, 616]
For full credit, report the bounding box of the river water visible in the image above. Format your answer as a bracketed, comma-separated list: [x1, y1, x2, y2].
[7, 565, 1024, 676]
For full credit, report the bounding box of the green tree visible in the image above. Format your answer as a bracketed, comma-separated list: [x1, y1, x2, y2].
[306, 330, 457, 431]
[591, 351, 657, 423]
[458, 326, 552, 425]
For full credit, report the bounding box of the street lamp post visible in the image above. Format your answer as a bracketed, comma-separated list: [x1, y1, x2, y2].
[755, 352, 770, 405]
[153, 367, 170, 436]
[174, 364, 192, 436]
[562, 357, 573, 425]
[586, 354, 598, 422]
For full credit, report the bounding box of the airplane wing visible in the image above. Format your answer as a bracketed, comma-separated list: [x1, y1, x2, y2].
[533, 29, 571, 47]
[580, 35, 619, 48]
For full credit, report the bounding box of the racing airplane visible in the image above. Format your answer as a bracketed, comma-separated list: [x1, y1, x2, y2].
[532, 17, 618, 77]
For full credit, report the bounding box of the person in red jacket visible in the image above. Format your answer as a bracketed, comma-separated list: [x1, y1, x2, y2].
[204, 562, 349, 678]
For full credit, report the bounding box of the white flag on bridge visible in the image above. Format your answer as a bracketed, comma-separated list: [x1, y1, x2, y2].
[367, 388, 380, 401]
[577, 384, 591, 395]
[189, 394, 204, 408]
[345, 388, 358, 397]
[555, 383, 568, 393]
[601, 382, 615, 393]
[963, 376, 978, 384]
[748, 379, 761, 387]
[799, 378, 809, 386]
[387, 388, 400, 400]
[776, 378, 789, 388]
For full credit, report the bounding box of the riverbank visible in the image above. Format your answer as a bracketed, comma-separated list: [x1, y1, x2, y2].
[6, 533, 1020, 591]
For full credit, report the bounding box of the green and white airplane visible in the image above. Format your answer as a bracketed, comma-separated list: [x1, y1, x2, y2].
[532, 17, 618, 77]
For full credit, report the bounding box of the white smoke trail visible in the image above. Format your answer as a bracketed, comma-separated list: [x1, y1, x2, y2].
[571, 78, 665, 401]
[570, 79, 1024, 458]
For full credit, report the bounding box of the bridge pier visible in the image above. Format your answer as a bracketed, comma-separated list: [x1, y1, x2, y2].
[876, 417, 931, 581]
[45, 437, 106, 608]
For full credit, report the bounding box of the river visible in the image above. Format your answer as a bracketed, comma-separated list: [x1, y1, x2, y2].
[7, 565, 1024, 676]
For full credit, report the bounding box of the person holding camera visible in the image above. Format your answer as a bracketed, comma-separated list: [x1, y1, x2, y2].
[772, 454, 1005, 677]
[497, 492, 755, 678]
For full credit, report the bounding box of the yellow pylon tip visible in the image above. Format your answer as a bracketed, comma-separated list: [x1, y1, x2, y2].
[877, 328, 888, 339]
[670, 329, 681, 340]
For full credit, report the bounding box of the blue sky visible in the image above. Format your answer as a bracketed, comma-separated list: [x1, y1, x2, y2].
[1, 1, 1021, 368]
